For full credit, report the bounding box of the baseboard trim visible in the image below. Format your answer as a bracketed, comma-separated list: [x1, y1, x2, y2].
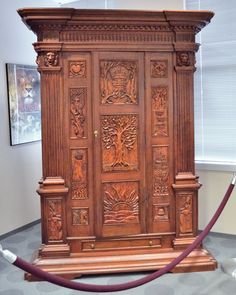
[0, 219, 41, 241]
[198, 230, 236, 240]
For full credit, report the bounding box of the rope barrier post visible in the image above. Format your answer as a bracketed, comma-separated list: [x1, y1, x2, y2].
[0, 173, 235, 292]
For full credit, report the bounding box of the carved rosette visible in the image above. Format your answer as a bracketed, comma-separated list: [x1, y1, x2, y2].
[100, 61, 137, 104]
[151, 60, 168, 78]
[70, 88, 87, 138]
[153, 146, 169, 197]
[179, 194, 193, 234]
[152, 86, 168, 137]
[47, 199, 63, 241]
[153, 204, 169, 222]
[101, 115, 138, 172]
[71, 149, 88, 200]
[72, 208, 89, 225]
[103, 182, 139, 224]
[69, 61, 86, 78]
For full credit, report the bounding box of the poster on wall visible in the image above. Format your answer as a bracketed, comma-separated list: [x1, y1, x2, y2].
[6, 63, 41, 145]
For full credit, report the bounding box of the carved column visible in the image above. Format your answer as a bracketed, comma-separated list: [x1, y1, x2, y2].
[34, 39, 70, 256]
[171, 23, 202, 248]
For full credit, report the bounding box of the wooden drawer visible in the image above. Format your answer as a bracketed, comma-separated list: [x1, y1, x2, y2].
[81, 237, 162, 252]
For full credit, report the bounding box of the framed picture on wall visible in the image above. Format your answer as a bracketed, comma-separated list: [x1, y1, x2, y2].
[6, 63, 41, 145]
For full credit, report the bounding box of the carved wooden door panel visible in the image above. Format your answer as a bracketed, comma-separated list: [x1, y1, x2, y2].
[145, 52, 175, 235]
[93, 52, 146, 238]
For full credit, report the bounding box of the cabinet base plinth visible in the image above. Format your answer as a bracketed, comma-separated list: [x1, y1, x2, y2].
[25, 248, 217, 281]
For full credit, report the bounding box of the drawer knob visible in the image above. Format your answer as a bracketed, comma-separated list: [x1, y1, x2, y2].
[149, 240, 153, 247]
[91, 243, 95, 249]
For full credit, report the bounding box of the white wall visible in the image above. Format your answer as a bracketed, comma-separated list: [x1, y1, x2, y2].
[61, 0, 183, 9]
[0, 0, 58, 236]
[197, 170, 236, 234]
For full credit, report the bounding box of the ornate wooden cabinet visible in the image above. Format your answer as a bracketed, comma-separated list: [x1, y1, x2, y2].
[18, 8, 216, 279]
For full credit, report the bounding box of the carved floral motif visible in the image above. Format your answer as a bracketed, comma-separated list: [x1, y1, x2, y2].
[47, 200, 63, 241]
[177, 52, 190, 67]
[70, 88, 86, 138]
[71, 182, 88, 200]
[44, 51, 59, 67]
[100, 61, 137, 104]
[71, 149, 88, 200]
[69, 61, 86, 78]
[179, 194, 193, 234]
[72, 208, 89, 225]
[102, 115, 138, 171]
[103, 182, 139, 224]
[153, 205, 169, 221]
[153, 146, 169, 197]
[152, 87, 168, 137]
[151, 60, 168, 78]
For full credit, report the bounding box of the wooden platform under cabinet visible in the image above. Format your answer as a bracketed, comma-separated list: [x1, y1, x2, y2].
[18, 8, 216, 280]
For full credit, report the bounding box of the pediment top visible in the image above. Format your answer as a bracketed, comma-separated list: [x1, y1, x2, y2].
[18, 8, 214, 33]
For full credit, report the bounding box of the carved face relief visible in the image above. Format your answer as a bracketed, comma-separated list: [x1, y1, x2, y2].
[103, 182, 139, 224]
[101, 115, 138, 171]
[44, 51, 58, 67]
[177, 52, 190, 67]
[100, 61, 137, 104]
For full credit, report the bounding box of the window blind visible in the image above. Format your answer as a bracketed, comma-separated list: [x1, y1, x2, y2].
[186, 0, 236, 166]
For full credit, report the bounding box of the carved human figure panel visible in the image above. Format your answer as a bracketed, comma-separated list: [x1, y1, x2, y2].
[101, 115, 138, 171]
[179, 194, 193, 234]
[103, 182, 139, 224]
[70, 88, 86, 138]
[72, 208, 89, 225]
[47, 200, 63, 241]
[100, 61, 137, 104]
[152, 86, 168, 137]
[153, 146, 169, 197]
[71, 149, 88, 200]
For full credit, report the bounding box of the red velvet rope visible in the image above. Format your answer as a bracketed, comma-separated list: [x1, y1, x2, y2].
[12, 182, 235, 292]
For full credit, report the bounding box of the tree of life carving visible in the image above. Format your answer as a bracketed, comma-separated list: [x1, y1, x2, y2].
[102, 115, 138, 171]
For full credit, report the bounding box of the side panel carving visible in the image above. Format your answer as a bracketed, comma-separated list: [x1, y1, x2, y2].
[70, 88, 87, 139]
[153, 146, 169, 197]
[153, 204, 169, 221]
[103, 182, 139, 224]
[179, 194, 193, 234]
[152, 86, 168, 137]
[151, 60, 168, 78]
[72, 208, 89, 225]
[101, 115, 138, 171]
[100, 61, 137, 104]
[69, 61, 86, 78]
[47, 199, 63, 241]
[71, 149, 88, 200]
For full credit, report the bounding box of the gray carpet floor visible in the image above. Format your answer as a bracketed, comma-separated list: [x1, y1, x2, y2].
[1, 223, 236, 294]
